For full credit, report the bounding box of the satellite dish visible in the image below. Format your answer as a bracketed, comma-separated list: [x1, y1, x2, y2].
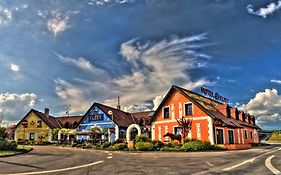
[108, 110, 113, 115]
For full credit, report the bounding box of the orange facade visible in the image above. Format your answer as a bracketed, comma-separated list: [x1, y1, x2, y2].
[152, 90, 214, 143]
[151, 86, 259, 146]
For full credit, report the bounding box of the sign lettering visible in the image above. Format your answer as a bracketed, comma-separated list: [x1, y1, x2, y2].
[89, 114, 104, 121]
[201, 87, 229, 103]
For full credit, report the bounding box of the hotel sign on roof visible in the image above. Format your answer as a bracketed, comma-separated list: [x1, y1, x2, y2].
[201, 87, 229, 104]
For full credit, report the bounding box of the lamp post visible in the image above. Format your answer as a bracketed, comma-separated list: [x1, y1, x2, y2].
[107, 110, 114, 145]
[21, 119, 28, 149]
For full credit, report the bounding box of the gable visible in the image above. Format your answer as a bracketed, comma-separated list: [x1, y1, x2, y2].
[78, 105, 114, 128]
[16, 111, 50, 130]
[152, 87, 208, 122]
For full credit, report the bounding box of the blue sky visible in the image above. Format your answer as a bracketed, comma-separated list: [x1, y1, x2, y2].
[1, 0, 281, 130]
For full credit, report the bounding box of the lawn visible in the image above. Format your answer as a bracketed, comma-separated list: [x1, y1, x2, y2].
[268, 134, 281, 142]
[0, 150, 21, 156]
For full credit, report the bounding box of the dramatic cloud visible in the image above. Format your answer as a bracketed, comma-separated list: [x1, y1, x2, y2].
[56, 53, 105, 74]
[54, 79, 91, 113]
[54, 34, 211, 114]
[247, 1, 281, 18]
[10, 63, 20, 72]
[0, 93, 37, 122]
[0, 5, 12, 27]
[271, 79, 281, 84]
[240, 89, 281, 125]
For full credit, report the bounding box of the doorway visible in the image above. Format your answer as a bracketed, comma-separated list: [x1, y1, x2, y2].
[216, 129, 224, 144]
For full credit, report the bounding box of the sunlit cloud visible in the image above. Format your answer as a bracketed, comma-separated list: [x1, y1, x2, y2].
[247, 1, 281, 18]
[10, 63, 20, 73]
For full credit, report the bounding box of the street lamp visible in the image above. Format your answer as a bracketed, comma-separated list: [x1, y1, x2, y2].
[107, 110, 114, 144]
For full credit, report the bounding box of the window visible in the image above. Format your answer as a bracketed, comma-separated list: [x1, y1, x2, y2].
[185, 103, 193, 116]
[235, 110, 239, 120]
[30, 133, 35, 140]
[242, 113, 246, 122]
[174, 127, 182, 135]
[226, 107, 231, 118]
[250, 131, 253, 139]
[244, 130, 248, 139]
[37, 120, 42, 128]
[163, 107, 170, 119]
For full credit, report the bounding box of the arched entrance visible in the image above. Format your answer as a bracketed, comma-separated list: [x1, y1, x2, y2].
[126, 124, 141, 142]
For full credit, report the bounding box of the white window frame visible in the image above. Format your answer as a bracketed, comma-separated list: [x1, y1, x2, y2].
[244, 129, 248, 139]
[163, 106, 170, 119]
[184, 102, 193, 116]
[227, 129, 235, 144]
[216, 128, 225, 144]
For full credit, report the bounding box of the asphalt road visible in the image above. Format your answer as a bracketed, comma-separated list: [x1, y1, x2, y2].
[0, 145, 281, 175]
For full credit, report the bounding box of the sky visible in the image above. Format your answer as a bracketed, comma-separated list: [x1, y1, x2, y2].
[0, 0, 281, 130]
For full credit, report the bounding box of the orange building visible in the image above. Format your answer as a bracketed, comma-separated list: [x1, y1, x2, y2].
[150, 85, 259, 148]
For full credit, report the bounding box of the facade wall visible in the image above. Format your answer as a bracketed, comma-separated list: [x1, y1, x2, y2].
[77, 105, 126, 141]
[152, 90, 214, 144]
[15, 111, 50, 142]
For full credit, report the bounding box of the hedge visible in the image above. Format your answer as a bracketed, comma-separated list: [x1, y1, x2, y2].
[180, 140, 215, 151]
[135, 142, 154, 151]
[0, 140, 18, 151]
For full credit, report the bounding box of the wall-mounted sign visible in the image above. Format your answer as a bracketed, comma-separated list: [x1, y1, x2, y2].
[201, 87, 229, 103]
[89, 114, 104, 121]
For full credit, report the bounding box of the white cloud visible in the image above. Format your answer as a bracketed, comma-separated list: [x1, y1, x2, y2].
[153, 96, 164, 110]
[240, 89, 281, 125]
[247, 1, 281, 18]
[54, 79, 91, 113]
[10, 63, 20, 72]
[0, 93, 37, 122]
[38, 10, 78, 36]
[56, 53, 105, 74]
[271, 79, 281, 84]
[54, 34, 211, 114]
[0, 6, 12, 27]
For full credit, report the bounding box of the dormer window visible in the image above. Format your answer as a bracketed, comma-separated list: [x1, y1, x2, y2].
[163, 107, 170, 119]
[226, 106, 231, 118]
[242, 113, 246, 122]
[235, 110, 239, 120]
[248, 116, 251, 124]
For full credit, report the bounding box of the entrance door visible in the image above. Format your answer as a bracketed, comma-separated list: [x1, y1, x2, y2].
[228, 130, 234, 144]
[216, 129, 224, 144]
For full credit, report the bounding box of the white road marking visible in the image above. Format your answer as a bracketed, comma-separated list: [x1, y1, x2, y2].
[107, 156, 113, 159]
[223, 147, 281, 171]
[3, 160, 104, 175]
[206, 162, 215, 167]
[108, 153, 112, 156]
[265, 155, 281, 175]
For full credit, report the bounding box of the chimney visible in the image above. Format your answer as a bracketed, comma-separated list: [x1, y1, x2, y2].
[117, 96, 121, 110]
[44, 108, 49, 118]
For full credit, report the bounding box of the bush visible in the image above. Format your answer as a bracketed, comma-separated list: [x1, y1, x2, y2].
[114, 139, 124, 144]
[101, 142, 111, 149]
[166, 140, 181, 148]
[112, 143, 127, 150]
[0, 140, 18, 151]
[152, 140, 164, 151]
[180, 140, 215, 151]
[135, 142, 154, 151]
[135, 134, 151, 143]
[160, 146, 181, 152]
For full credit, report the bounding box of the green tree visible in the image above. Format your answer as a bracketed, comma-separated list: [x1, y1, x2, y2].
[0, 127, 7, 140]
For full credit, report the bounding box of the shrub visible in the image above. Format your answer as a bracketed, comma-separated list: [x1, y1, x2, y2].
[114, 139, 124, 144]
[151, 140, 164, 151]
[135, 134, 151, 143]
[112, 143, 127, 150]
[76, 144, 82, 148]
[101, 142, 111, 149]
[135, 142, 154, 151]
[180, 140, 215, 151]
[166, 140, 181, 148]
[0, 140, 18, 151]
[160, 146, 181, 152]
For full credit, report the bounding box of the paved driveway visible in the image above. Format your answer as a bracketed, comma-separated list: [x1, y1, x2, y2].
[0, 145, 281, 175]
